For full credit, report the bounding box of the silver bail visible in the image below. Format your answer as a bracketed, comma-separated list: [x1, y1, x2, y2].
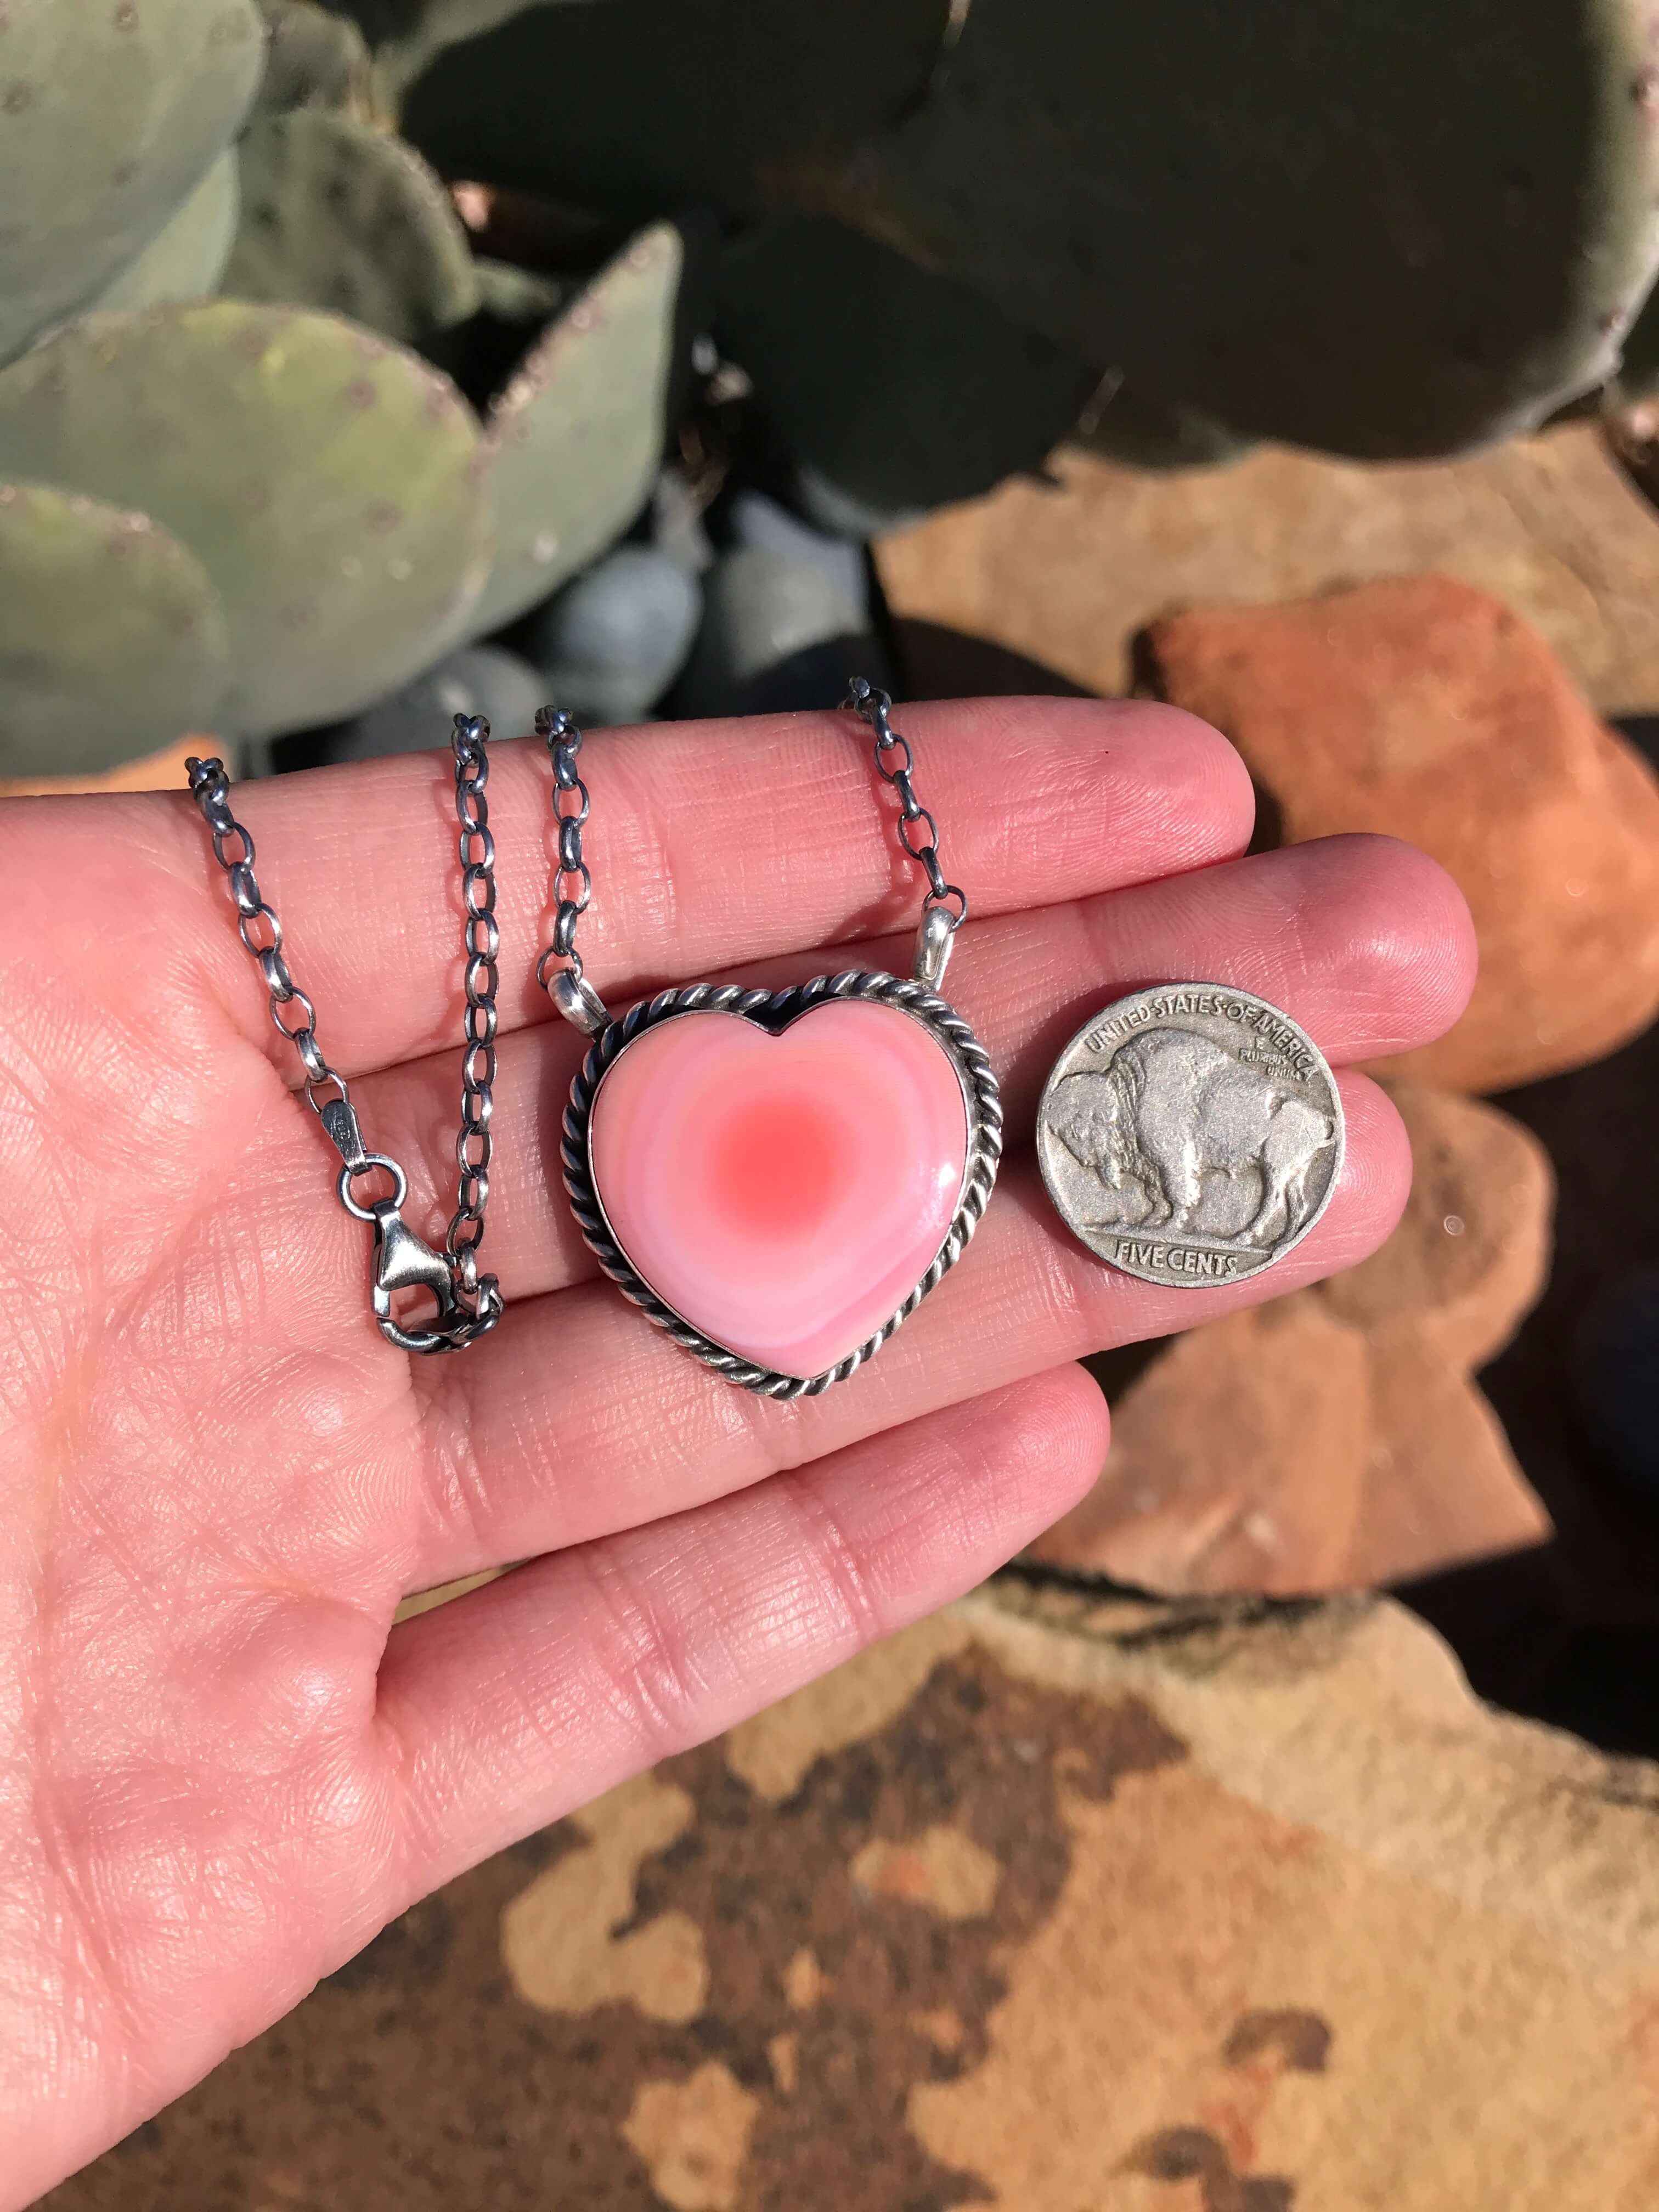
[912, 903, 957, 992]
[549, 966, 612, 1035]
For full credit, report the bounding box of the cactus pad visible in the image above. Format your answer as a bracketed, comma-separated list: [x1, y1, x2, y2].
[833, 0, 1659, 458]
[224, 110, 479, 344]
[466, 223, 681, 637]
[254, 0, 374, 114]
[90, 150, 241, 317]
[0, 482, 230, 772]
[472, 258, 567, 328]
[716, 217, 1100, 512]
[0, 0, 263, 366]
[399, 0, 951, 217]
[0, 302, 492, 736]
[345, 1, 552, 96]
[1074, 380, 1254, 472]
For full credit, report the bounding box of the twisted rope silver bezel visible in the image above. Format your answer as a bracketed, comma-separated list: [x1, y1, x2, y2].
[561, 971, 1003, 1397]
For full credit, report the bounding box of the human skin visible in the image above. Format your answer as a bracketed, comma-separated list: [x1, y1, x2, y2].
[0, 697, 1475, 2203]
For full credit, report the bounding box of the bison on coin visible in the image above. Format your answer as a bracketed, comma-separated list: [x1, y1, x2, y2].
[1047, 1029, 1336, 1244]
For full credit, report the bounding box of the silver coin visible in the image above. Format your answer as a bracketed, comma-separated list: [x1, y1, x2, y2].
[1036, 983, 1345, 1288]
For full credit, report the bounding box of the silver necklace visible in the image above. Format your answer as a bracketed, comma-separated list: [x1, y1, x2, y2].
[185, 722, 505, 1352]
[540, 681, 1002, 1396]
[187, 684, 999, 1383]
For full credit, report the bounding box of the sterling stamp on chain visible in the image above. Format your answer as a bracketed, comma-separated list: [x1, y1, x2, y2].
[1036, 983, 1344, 1287]
[542, 682, 1002, 1397]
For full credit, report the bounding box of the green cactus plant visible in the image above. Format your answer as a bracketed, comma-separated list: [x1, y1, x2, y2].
[464, 222, 681, 637]
[224, 109, 481, 344]
[472, 258, 567, 328]
[0, 482, 231, 772]
[0, 302, 492, 737]
[14, 0, 1659, 778]
[0, 0, 264, 368]
[397, 0, 952, 219]
[254, 0, 374, 115]
[88, 151, 242, 318]
[1074, 379, 1254, 473]
[800, 0, 1659, 458]
[715, 216, 1103, 514]
[338, 0, 573, 99]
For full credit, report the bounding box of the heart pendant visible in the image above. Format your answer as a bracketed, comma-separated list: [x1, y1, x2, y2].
[562, 973, 1002, 1395]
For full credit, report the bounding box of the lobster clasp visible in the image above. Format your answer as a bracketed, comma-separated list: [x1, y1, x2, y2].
[370, 1203, 465, 1353]
[330, 1133, 462, 1353]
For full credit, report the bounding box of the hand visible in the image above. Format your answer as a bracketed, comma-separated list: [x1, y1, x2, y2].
[0, 697, 1473, 2201]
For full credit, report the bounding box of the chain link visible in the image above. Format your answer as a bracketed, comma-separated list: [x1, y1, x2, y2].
[844, 678, 968, 926]
[537, 680, 969, 1033]
[534, 704, 612, 1033]
[450, 716, 499, 1291]
[534, 704, 591, 980]
[185, 738, 503, 1354]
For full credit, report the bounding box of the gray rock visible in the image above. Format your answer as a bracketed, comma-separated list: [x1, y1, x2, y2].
[277, 645, 545, 768]
[675, 492, 887, 720]
[526, 545, 703, 729]
[791, 460, 924, 544]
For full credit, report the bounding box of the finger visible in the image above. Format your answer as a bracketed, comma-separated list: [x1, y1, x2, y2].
[40, 697, 1251, 1081]
[377, 1363, 1109, 1887]
[399, 1073, 1407, 1589]
[338, 831, 1472, 1305]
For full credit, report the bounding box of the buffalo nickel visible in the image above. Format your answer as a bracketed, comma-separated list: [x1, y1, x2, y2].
[1036, 983, 1345, 1288]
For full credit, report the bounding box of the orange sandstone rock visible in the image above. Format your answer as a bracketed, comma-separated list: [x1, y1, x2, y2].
[1142, 573, 1659, 1091]
[1030, 1083, 1553, 1595]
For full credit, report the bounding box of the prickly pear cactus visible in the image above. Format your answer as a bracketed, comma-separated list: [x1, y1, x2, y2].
[472, 259, 567, 328]
[466, 223, 681, 638]
[224, 110, 480, 345]
[0, 303, 493, 737]
[811, 0, 1659, 458]
[89, 151, 241, 317]
[254, 0, 374, 115]
[716, 217, 1102, 513]
[0, 483, 230, 772]
[0, 0, 263, 368]
[1074, 379, 1254, 472]
[339, 0, 555, 97]
[399, 0, 951, 219]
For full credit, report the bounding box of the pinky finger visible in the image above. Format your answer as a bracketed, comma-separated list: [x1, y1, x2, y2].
[375, 1365, 1110, 1892]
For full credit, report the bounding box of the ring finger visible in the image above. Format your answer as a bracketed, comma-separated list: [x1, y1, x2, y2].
[388, 837, 1470, 1584]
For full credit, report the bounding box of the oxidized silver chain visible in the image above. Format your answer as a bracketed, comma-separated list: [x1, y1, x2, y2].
[534, 703, 609, 1033]
[845, 676, 966, 986]
[184, 716, 505, 1353]
[538, 679, 966, 1037]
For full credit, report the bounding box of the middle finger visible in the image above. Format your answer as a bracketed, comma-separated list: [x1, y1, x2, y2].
[388, 831, 1471, 1582]
[347, 828, 1471, 1302]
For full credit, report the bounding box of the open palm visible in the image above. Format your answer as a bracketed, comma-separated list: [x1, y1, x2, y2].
[0, 697, 1474, 2203]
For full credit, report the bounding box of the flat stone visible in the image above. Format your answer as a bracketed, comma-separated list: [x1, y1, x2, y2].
[79, 1590, 1659, 2208]
[1030, 1082, 1554, 1595]
[1322, 1079, 1554, 1369]
[876, 422, 1659, 710]
[1146, 573, 1659, 1091]
[1032, 1295, 1373, 1595]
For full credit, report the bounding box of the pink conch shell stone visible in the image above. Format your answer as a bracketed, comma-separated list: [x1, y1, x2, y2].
[589, 1000, 971, 1379]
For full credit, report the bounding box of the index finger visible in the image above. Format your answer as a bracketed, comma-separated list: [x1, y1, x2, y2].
[31, 697, 1254, 1083]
